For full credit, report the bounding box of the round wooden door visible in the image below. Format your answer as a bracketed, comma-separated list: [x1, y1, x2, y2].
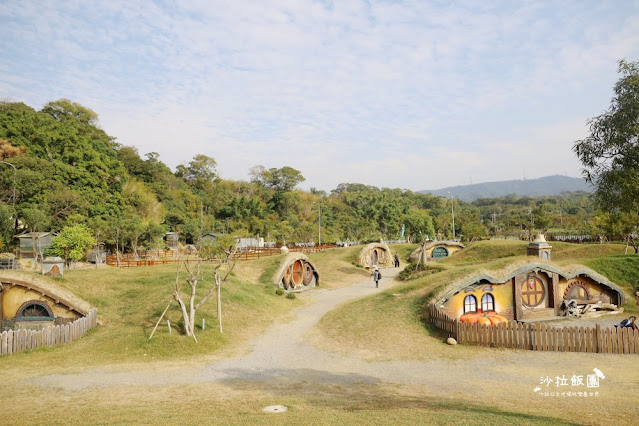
[303, 263, 314, 285]
[292, 260, 303, 287]
[521, 276, 545, 308]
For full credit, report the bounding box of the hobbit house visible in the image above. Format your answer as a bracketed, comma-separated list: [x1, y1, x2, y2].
[273, 253, 320, 292]
[0, 271, 94, 331]
[433, 260, 624, 323]
[357, 242, 393, 268]
[409, 241, 465, 262]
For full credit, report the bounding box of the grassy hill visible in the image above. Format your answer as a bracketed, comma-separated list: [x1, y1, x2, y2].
[1, 242, 637, 424]
[0, 246, 371, 369]
[308, 241, 637, 363]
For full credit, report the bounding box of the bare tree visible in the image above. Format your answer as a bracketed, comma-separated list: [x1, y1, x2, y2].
[149, 247, 237, 341]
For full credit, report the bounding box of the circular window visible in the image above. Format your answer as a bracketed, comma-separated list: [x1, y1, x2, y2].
[521, 276, 545, 308]
[432, 246, 449, 258]
[16, 301, 53, 318]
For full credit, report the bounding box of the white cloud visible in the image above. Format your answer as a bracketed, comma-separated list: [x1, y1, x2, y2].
[1, 0, 638, 192]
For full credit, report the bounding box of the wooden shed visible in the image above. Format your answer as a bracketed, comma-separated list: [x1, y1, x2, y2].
[15, 232, 55, 259]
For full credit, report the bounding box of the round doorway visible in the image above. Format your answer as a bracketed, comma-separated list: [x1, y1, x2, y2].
[521, 276, 545, 308]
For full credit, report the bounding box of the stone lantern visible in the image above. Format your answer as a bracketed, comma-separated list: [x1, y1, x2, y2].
[527, 234, 552, 260]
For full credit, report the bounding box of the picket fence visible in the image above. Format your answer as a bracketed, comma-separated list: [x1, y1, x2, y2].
[428, 304, 639, 354]
[0, 308, 98, 356]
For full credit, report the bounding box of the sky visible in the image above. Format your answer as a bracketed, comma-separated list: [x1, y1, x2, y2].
[1, 0, 639, 192]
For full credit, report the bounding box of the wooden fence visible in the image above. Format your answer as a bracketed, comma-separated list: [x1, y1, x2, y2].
[106, 245, 338, 267]
[1, 308, 98, 356]
[427, 304, 639, 354]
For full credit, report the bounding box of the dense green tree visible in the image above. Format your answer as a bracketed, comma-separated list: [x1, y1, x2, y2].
[0, 203, 14, 248]
[0, 98, 613, 251]
[47, 224, 95, 267]
[176, 154, 217, 189]
[402, 209, 435, 242]
[574, 59, 639, 214]
[249, 165, 305, 191]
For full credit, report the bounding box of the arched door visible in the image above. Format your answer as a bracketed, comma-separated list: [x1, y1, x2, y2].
[521, 276, 545, 308]
[371, 249, 379, 266]
[291, 260, 303, 287]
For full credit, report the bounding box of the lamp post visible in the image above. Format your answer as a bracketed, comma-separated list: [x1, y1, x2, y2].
[313, 202, 321, 247]
[0, 161, 16, 210]
[447, 191, 455, 240]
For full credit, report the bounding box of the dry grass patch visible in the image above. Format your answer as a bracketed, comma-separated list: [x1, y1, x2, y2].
[308, 266, 485, 361]
[0, 379, 577, 425]
[0, 257, 301, 370]
[307, 246, 370, 288]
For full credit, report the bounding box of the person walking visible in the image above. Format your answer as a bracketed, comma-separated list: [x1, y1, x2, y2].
[394, 252, 400, 267]
[373, 266, 381, 288]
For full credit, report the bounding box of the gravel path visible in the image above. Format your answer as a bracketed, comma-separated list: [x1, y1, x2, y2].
[34, 268, 415, 390]
[31, 268, 639, 412]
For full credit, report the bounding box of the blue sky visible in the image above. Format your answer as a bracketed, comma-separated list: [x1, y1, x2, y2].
[2, 0, 639, 191]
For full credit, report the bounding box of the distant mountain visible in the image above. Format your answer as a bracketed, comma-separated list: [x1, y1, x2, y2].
[420, 175, 592, 201]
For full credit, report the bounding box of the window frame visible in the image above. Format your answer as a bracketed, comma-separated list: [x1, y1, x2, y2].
[481, 293, 495, 312]
[463, 294, 478, 313]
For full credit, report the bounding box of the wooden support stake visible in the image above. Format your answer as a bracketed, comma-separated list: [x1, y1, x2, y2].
[149, 299, 173, 340]
[167, 319, 172, 334]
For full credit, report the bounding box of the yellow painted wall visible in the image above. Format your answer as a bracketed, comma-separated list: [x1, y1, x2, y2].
[442, 280, 512, 318]
[559, 277, 616, 303]
[2, 286, 79, 320]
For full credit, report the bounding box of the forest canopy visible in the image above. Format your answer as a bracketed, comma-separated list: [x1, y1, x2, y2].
[0, 99, 613, 253]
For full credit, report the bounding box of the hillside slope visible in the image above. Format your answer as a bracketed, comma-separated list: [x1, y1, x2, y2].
[421, 175, 591, 201]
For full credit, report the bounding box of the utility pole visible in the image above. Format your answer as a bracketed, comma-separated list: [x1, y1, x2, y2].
[447, 192, 455, 240]
[529, 209, 534, 228]
[313, 202, 321, 247]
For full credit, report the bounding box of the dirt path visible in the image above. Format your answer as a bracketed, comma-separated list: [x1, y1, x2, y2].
[30, 268, 639, 423]
[33, 268, 404, 390]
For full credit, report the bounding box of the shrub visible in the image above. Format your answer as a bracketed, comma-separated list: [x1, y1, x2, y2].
[286, 292, 296, 299]
[399, 263, 446, 281]
[275, 288, 284, 296]
[47, 224, 95, 267]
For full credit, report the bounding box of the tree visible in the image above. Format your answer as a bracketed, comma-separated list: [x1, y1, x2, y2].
[573, 59, 639, 214]
[47, 224, 95, 267]
[249, 165, 305, 191]
[176, 154, 217, 189]
[402, 210, 435, 242]
[0, 203, 14, 249]
[149, 247, 237, 341]
[40, 99, 99, 125]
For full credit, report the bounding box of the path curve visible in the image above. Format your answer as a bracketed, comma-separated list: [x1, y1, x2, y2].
[31, 266, 631, 406]
[34, 268, 423, 390]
